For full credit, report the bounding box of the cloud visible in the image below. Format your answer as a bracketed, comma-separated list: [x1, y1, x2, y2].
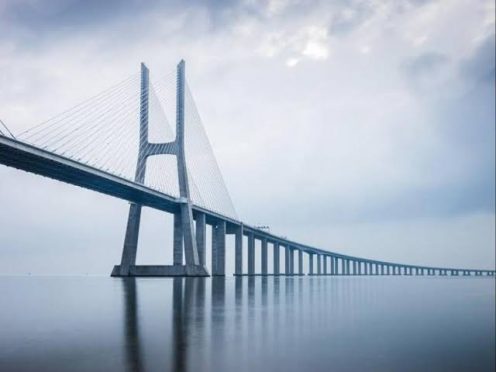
[402, 52, 449, 77]
[459, 33, 495, 84]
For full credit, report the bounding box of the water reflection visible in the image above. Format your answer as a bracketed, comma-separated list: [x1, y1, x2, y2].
[117, 276, 495, 372]
[2, 276, 492, 372]
[122, 278, 143, 372]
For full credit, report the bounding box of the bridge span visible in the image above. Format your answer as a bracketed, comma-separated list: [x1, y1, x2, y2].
[0, 61, 494, 277]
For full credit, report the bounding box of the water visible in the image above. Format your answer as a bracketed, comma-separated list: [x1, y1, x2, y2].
[0, 276, 494, 372]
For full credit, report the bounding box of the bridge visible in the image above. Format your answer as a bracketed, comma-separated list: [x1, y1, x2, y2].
[1, 60, 494, 277]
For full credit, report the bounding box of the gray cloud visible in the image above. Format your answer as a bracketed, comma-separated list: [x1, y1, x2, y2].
[459, 34, 495, 85]
[402, 52, 449, 78]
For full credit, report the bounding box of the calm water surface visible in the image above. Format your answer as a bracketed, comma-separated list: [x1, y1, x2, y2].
[0, 276, 494, 372]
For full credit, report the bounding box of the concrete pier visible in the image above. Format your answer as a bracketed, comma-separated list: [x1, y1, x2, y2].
[173, 212, 183, 265]
[289, 247, 295, 275]
[261, 238, 268, 275]
[273, 242, 280, 275]
[196, 213, 206, 266]
[118, 203, 142, 276]
[248, 233, 255, 275]
[285, 246, 290, 275]
[298, 250, 304, 275]
[234, 225, 243, 275]
[212, 221, 226, 276]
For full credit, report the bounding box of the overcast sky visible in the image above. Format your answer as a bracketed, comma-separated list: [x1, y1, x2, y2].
[0, 0, 494, 274]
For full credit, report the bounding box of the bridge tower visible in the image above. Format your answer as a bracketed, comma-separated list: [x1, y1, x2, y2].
[112, 61, 209, 277]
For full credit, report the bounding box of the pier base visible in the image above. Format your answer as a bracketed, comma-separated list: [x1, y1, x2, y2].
[111, 265, 209, 277]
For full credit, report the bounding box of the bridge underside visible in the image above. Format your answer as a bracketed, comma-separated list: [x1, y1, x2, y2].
[111, 265, 209, 277]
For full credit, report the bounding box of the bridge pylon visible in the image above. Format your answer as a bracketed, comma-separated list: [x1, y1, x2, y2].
[112, 61, 209, 277]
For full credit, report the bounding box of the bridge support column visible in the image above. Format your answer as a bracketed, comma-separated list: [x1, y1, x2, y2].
[195, 213, 206, 266]
[273, 242, 280, 275]
[261, 238, 268, 275]
[309, 253, 314, 275]
[285, 246, 290, 275]
[298, 250, 304, 275]
[173, 212, 183, 265]
[323, 256, 328, 275]
[317, 255, 322, 275]
[234, 225, 243, 275]
[248, 233, 255, 275]
[212, 221, 226, 276]
[117, 203, 142, 276]
[289, 247, 295, 275]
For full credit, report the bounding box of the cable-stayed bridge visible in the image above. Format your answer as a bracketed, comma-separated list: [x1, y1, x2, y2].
[0, 61, 494, 277]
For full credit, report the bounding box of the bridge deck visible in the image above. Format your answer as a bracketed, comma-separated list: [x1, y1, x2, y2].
[1, 136, 494, 275]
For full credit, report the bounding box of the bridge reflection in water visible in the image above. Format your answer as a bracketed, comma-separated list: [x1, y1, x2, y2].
[120, 277, 495, 372]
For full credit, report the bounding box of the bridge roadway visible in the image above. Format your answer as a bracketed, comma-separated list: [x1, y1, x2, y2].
[1, 135, 495, 277]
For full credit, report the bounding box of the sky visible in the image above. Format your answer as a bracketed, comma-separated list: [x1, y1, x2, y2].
[0, 0, 494, 274]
